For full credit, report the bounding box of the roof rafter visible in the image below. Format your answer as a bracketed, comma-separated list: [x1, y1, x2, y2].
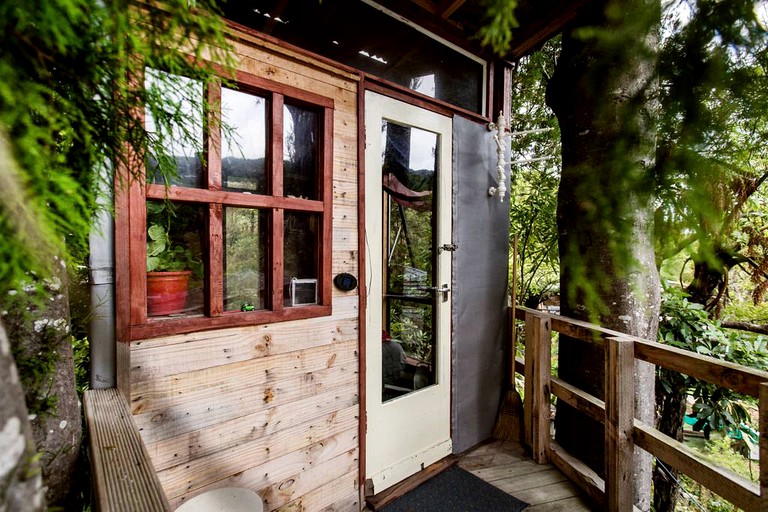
[439, 0, 466, 19]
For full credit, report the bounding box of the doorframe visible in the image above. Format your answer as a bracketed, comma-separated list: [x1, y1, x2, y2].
[359, 87, 454, 496]
[357, 78, 463, 502]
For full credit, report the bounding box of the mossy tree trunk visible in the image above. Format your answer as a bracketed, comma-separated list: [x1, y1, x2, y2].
[0, 320, 45, 511]
[3, 258, 82, 509]
[546, 0, 660, 510]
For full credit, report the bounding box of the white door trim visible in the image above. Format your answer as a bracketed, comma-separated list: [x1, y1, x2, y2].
[364, 90, 453, 494]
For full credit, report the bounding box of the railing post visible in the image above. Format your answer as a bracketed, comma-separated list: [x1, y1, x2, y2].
[605, 336, 634, 512]
[525, 312, 551, 463]
[760, 382, 768, 510]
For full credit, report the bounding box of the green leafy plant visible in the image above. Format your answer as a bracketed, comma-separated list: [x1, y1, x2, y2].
[390, 315, 431, 363]
[146, 222, 202, 276]
[658, 284, 768, 439]
[71, 336, 89, 397]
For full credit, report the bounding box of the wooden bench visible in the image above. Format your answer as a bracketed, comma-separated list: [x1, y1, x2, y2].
[84, 388, 171, 512]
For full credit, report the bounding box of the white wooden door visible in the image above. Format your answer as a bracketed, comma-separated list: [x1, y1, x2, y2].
[364, 91, 453, 494]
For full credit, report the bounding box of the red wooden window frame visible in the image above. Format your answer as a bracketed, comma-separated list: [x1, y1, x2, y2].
[115, 70, 334, 341]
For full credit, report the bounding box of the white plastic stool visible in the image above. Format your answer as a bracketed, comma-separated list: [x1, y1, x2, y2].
[175, 487, 264, 512]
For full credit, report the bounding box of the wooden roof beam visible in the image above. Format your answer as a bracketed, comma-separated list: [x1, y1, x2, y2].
[439, 0, 466, 19]
[504, 0, 594, 61]
[368, 0, 488, 57]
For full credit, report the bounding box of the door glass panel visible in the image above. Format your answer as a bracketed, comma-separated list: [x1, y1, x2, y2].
[381, 120, 438, 402]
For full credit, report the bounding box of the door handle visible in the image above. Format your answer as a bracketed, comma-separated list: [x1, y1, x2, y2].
[428, 284, 451, 302]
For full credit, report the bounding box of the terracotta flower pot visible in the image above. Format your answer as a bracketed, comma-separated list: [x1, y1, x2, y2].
[147, 271, 192, 316]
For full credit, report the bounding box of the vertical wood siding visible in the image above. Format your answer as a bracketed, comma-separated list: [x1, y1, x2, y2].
[128, 35, 361, 512]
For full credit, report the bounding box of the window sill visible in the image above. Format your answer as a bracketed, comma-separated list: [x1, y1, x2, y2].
[125, 304, 332, 341]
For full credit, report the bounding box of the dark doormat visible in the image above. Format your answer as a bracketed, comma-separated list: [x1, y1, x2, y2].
[380, 465, 529, 512]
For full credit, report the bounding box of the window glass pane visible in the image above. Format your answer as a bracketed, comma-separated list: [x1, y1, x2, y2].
[144, 69, 204, 188]
[222, 0, 484, 113]
[224, 207, 269, 312]
[284, 212, 319, 307]
[283, 104, 318, 199]
[146, 201, 206, 318]
[222, 88, 268, 194]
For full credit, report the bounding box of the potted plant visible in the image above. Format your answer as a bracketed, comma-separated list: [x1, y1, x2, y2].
[146, 222, 202, 316]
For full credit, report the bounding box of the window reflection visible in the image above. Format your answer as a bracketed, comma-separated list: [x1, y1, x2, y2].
[222, 88, 268, 194]
[146, 201, 205, 317]
[221, 0, 484, 113]
[410, 74, 436, 98]
[284, 212, 319, 307]
[144, 69, 204, 188]
[224, 208, 269, 311]
[381, 120, 438, 402]
[283, 104, 318, 199]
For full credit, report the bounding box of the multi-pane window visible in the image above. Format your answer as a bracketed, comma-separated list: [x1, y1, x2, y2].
[120, 69, 333, 340]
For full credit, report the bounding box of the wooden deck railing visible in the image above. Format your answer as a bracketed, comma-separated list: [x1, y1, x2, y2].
[84, 388, 171, 512]
[513, 306, 768, 511]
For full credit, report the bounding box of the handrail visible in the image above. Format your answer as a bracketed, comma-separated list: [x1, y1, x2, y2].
[512, 306, 768, 511]
[84, 388, 171, 512]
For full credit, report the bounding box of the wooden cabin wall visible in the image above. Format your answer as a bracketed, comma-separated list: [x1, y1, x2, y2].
[126, 32, 362, 512]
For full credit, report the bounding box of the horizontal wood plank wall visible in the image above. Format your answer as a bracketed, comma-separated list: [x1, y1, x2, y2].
[129, 35, 361, 512]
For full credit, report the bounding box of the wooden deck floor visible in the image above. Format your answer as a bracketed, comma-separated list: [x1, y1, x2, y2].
[365, 439, 595, 511]
[456, 439, 594, 511]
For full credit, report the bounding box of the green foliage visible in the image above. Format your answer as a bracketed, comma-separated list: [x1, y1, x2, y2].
[476, 0, 519, 56]
[146, 223, 201, 274]
[508, 37, 561, 306]
[71, 336, 89, 397]
[502, 1, 768, 319]
[390, 315, 431, 362]
[655, 0, 768, 307]
[722, 300, 768, 324]
[677, 433, 758, 511]
[0, 0, 233, 297]
[146, 201, 204, 277]
[385, 185, 435, 363]
[3, 287, 63, 418]
[658, 285, 768, 439]
[223, 208, 267, 310]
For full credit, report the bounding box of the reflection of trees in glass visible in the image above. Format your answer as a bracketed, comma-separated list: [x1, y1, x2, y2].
[382, 119, 439, 366]
[283, 104, 318, 199]
[389, 302, 433, 363]
[386, 200, 433, 295]
[144, 69, 205, 188]
[385, 199, 435, 363]
[221, 88, 267, 194]
[224, 208, 268, 311]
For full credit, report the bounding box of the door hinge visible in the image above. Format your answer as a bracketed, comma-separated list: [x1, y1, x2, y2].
[438, 243, 458, 253]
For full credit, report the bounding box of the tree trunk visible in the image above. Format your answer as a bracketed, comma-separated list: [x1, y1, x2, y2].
[653, 377, 687, 512]
[4, 258, 83, 509]
[546, 1, 660, 510]
[0, 320, 45, 511]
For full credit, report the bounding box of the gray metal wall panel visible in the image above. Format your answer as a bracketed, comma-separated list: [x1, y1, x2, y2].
[451, 115, 509, 453]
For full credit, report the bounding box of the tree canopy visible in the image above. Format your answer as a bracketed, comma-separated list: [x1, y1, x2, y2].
[0, 1, 234, 508]
[0, 0, 232, 295]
